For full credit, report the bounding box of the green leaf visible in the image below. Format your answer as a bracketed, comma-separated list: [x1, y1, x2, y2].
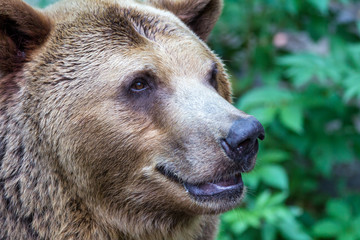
[279, 105, 304, 134]
[258, 149, 291, 163]
[231, 221, 248, 235]
[243, 172, 260, 189]
[216, 233, 232, 240]
[352, 215, 360, 235]
[255, 190, 272, 208]
[262, 206, 291, 223]
[289, 206, 303, 217]
[338, 232, 356, 240]
[326, 200, 351, 221]
[246, 107, 277, 126]
[241, 211, 262, 228]
[25, 0, 56, 7]
[344, 85, 360, 102]
[262, 222, 277, 240]
[278, 54, 320, 87]
[357, 21, 360, 36]
[277, 218, 312, 240]
[286, 68, 314, 88]
[222, 209, 241, 223]
[343, 75, 360, 101]
[259, 165, 289, 190]
[237, 86, 293, 110]
[267, 192, 289, 206]
[284, 0, 299, 15]
[306, 0, 329, 14]
[313, 219, 343, 237]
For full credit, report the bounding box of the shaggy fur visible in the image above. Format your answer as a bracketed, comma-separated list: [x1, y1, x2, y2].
[0, 0, 259, 239]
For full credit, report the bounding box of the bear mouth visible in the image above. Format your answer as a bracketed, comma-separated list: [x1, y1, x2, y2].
[183, 173, 243, 197]
[156, 166, 244, 200]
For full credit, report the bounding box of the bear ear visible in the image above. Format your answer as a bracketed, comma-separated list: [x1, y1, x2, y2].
[148, 0, 223, 41]
[0, 0, 52, 74]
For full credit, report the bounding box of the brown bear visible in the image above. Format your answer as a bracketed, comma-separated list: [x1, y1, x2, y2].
[0, 0, 265, 239]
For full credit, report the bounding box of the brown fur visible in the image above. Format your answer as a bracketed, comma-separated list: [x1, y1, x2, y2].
[0, 0, 256, 239]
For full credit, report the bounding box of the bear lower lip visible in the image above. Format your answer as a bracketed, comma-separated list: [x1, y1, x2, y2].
[184, 174, 243, 197]
[156, 165, 244, 199]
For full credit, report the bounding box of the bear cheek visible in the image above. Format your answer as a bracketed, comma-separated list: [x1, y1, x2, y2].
[66, 108, 166, 202]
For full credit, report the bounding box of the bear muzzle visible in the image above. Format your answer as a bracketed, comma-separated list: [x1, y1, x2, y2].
[156, 115, 265, 202]
[182, 116, 265, 200]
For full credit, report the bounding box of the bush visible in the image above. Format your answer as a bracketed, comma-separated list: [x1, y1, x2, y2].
[209, 0, 360, 239]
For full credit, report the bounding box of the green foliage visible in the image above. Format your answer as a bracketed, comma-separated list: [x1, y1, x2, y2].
[26, 0, 360, 239]
[210, 0, 360, 239]
[218, 190, 311, 240]
[25, 0, 57, 8]
[313, 199, 360, 239]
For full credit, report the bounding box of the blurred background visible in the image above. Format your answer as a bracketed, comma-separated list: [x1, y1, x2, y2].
[26, 0, 360, 239]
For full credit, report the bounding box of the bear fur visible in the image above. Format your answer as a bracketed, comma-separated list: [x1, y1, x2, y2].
[0, 0, 262, 239]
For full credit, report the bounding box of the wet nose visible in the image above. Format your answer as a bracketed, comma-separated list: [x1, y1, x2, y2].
[221, 116, 265, 169]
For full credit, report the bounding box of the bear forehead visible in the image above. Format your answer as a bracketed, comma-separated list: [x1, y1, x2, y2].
[45, 0, 194, 45]
[40, 0, 215, 81]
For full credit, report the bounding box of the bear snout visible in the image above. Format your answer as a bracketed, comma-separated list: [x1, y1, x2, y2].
[221, 116, 265, 172]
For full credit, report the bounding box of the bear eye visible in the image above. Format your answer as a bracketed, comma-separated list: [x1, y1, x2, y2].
[130, 79, 149, 92]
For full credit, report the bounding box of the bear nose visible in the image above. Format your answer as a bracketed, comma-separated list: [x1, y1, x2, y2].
[221, 116, 265, 169]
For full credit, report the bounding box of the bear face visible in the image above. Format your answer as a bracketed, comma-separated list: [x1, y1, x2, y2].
[0, 0, 264, 239]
